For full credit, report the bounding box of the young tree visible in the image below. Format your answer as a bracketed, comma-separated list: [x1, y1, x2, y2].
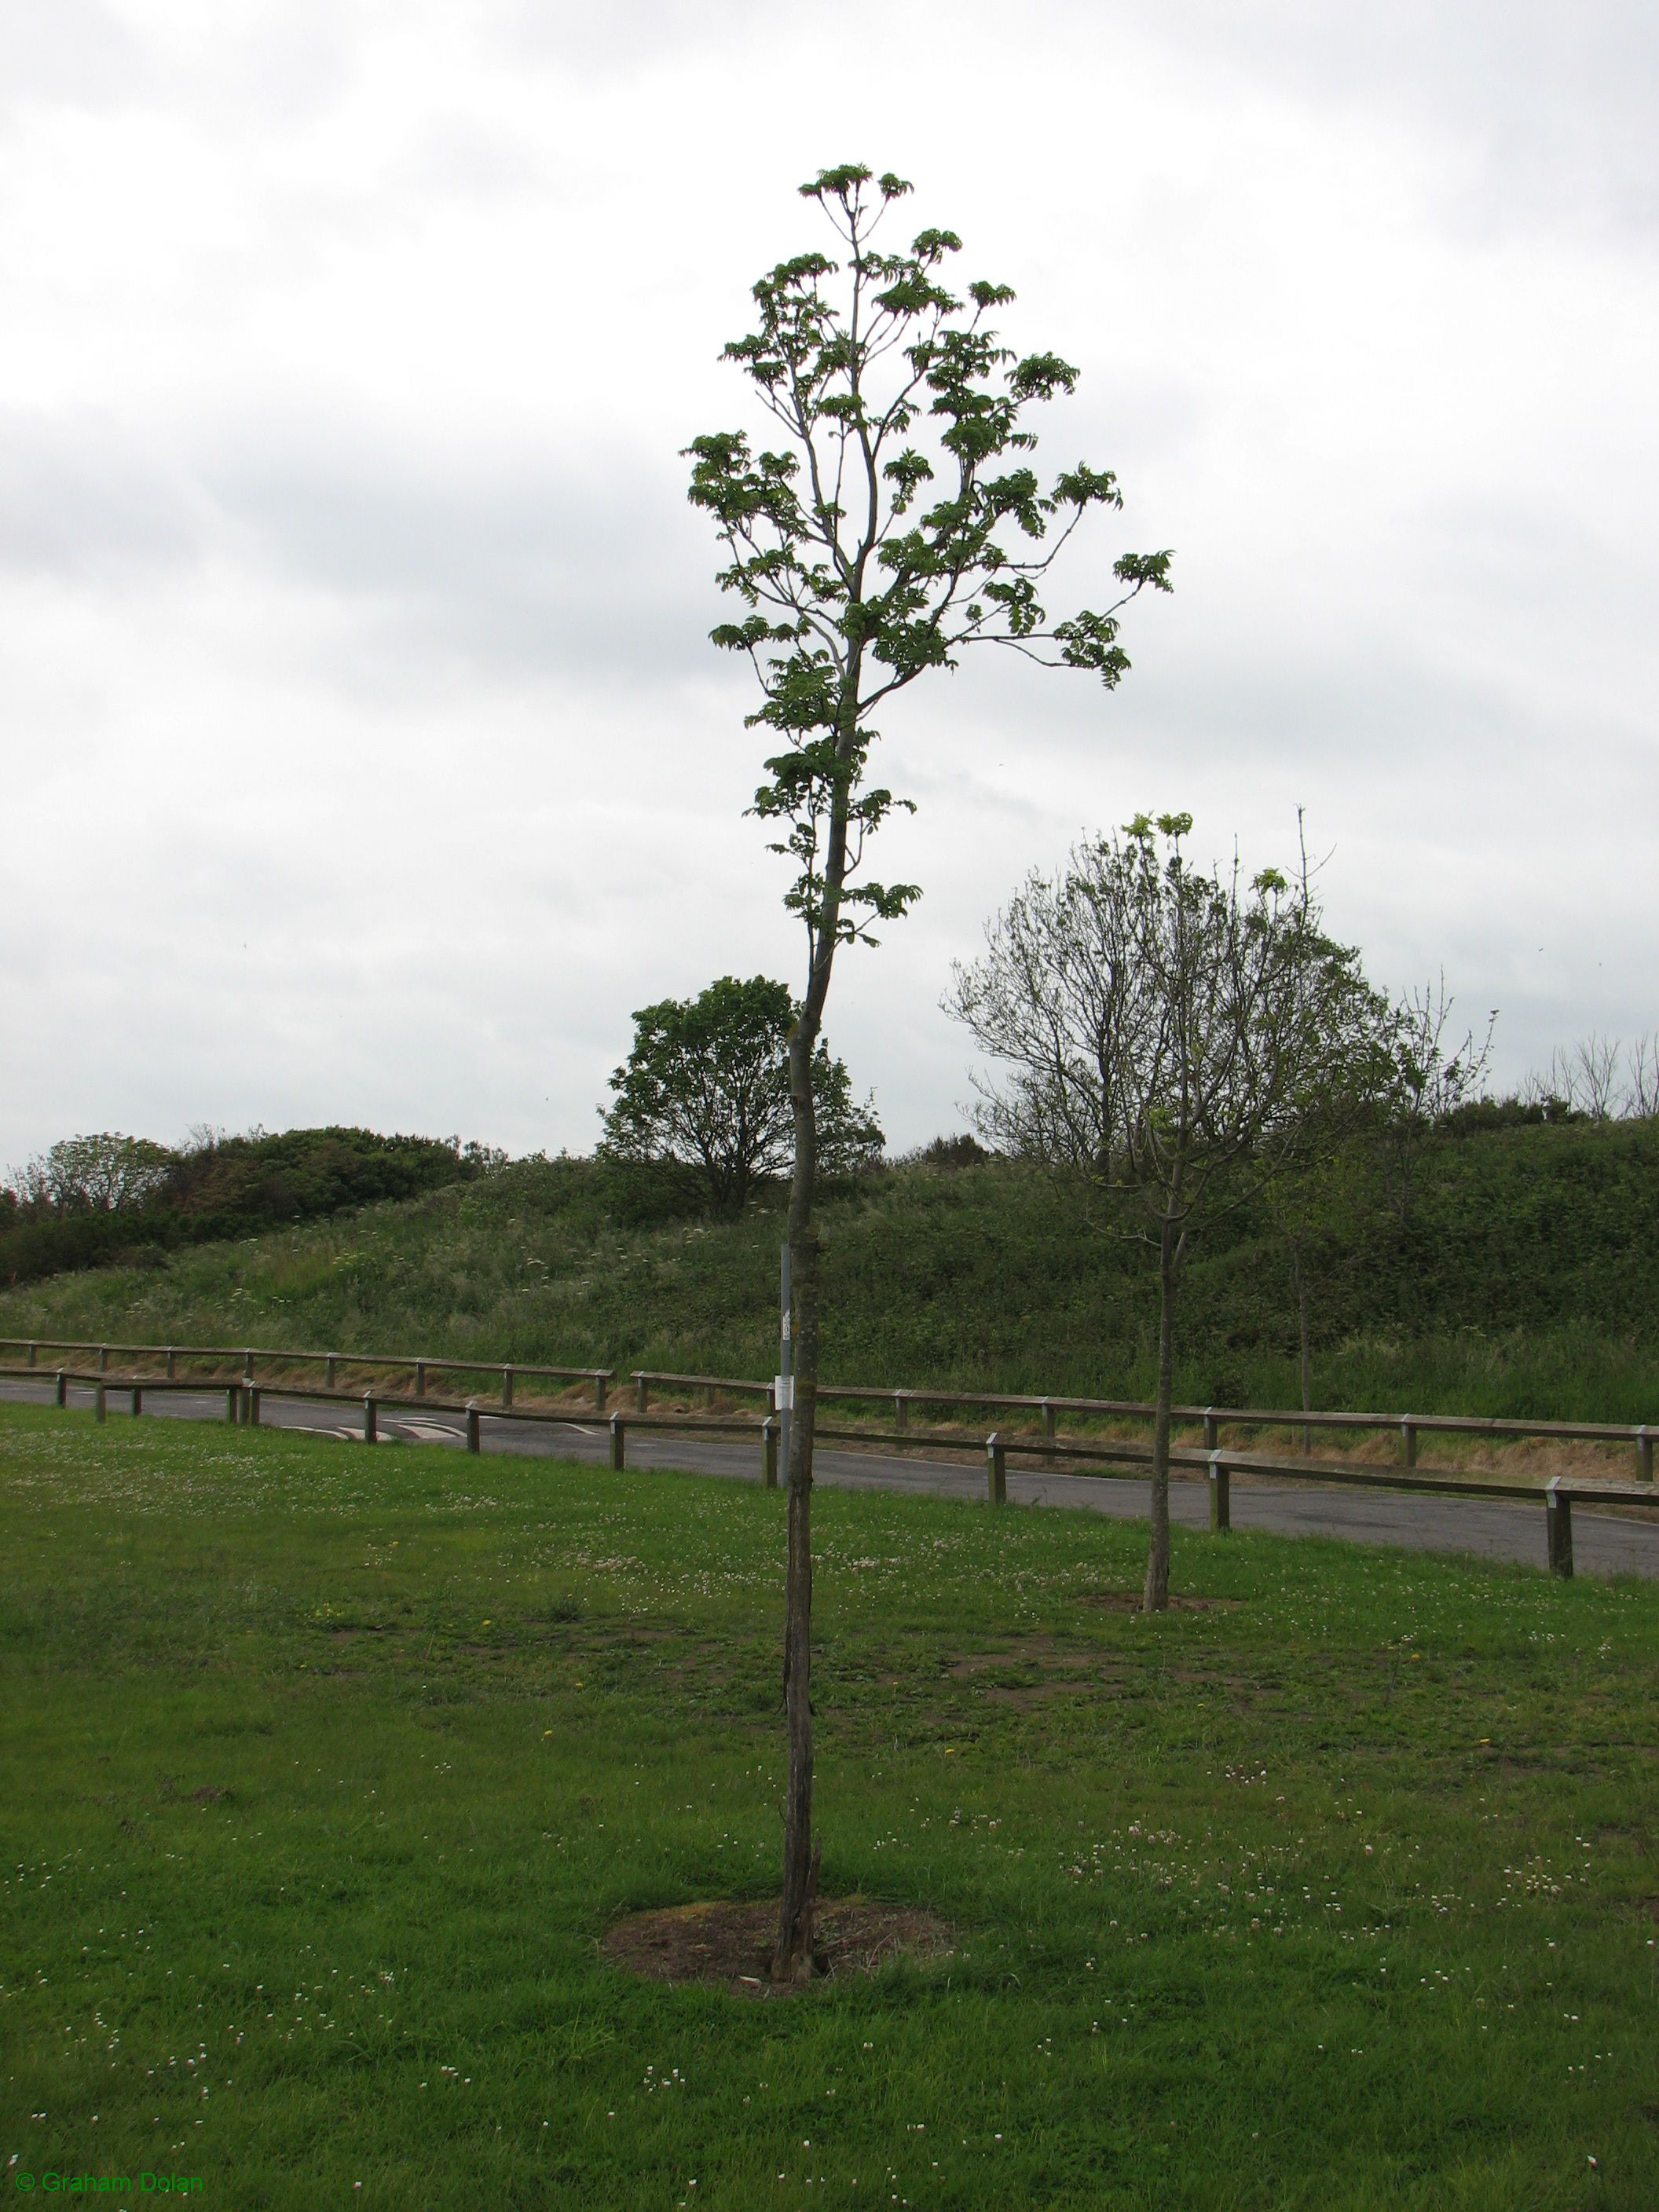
[949, 814, 1392, 1611]
[687, 163, 1170, 1979]
[598, 976, 882, 1216]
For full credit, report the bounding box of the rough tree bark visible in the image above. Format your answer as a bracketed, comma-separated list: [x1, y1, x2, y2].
[771, 704, 855, 1987]
[1144, 1211, 1180, 1613]
[775, 1026, 822, 1980]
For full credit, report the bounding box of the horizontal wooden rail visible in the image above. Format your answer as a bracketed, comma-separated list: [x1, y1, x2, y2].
[614, 1408, 1656, 1591]
[0, 1339, 613, 1410]
[5, 1335, 1652, 1479]
[4, 1368, 764, 1434]
[6, 1335, 1654, 1478]
[808, 1419, 1547, 1498]
[0, 1338, 613, 1381]
[629, 1366, 1656, 1475]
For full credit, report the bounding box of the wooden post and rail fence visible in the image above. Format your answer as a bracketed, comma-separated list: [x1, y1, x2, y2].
[625, 1365, 1657, 1481]
[2, 1335, 613, 1409]
[3, 1334, 1655, 1584]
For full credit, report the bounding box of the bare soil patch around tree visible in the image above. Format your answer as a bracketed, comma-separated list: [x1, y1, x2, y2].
[602, 1897, 955, 1997]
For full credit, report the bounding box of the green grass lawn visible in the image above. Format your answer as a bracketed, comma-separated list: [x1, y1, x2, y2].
[2, 1401, 1657, 2210]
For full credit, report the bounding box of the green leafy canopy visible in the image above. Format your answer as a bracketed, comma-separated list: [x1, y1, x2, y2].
[598, 976, 882, 1217]
[684, 163, 1173, 965]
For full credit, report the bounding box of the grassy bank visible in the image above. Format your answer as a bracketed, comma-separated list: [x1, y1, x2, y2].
[3, 1401, 1658, 2207]
[4, 1121, 1659, 1420]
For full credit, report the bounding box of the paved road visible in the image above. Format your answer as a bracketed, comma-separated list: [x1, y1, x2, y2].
[5, 1376, 1658, 1583]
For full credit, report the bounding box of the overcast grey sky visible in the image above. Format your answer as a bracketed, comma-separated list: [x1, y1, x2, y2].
[4, 0, 1657, 1165]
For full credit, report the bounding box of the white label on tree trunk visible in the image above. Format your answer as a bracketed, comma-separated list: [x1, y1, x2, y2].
[775, 1375, 795, 1410]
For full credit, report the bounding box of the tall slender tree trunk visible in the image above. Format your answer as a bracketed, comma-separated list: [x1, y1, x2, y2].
[771, 680, 859, 1983]
[1295, 1254, 1312, 1456]
[773, 1018, 822, 1982]
[1144, 1214, 1178, 1613]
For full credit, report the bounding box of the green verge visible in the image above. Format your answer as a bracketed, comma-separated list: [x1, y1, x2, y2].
[4, 1130, 1659, 1421]
[2, 1401, 1657, 2210]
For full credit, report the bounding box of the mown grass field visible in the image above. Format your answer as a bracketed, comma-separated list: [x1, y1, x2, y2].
[3, 1400, 1658, 2209]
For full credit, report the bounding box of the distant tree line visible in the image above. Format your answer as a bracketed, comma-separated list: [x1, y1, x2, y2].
[7, 999, 1651, 1306]
[0, 1126, 501, 1287]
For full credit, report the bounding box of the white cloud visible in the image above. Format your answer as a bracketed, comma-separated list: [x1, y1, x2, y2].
[3, 0, 1657, 1166]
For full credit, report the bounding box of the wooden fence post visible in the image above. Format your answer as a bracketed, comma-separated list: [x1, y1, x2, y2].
[415, 1361, 426, 1399]
[894, 1391, 909, 1432]
[635, 1373, 650, 1413]
[1207, 1450, 1231, 1532]
[1042, 1398, 1057, 1462]
[1545, 1478, 1573, 1579]
[986, 1432, 1007, 1506]
[94, 1384, 107, 1424]
[55, 1370, 67, 1408]
[248, 1388, 262, 1428]
[1398, 1418, 1418, 1469]
[326, 1355, 337, 1390]
[364, 1393, 378, 1445]
[98, 1344, 109, 1374]
[465, 1401, 481, 1455]
[243, 1350, 255, 1385]
[594, 1372, 608, 1414]
[1637, 1426, 1654, 1484]
[26, 1340, 36, 1368]
[166, 1347, 177, 1381]
[1203, 1406, 1218, 1452]
[501, 1365, 515, 1409]
[131, 1387, 143, 1417]
[610, 1413, 626, 1471]
[762, 1415, 779, 1490]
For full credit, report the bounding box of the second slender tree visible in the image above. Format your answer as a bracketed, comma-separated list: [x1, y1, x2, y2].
[686, 163, 1172, 1981]
[950, 815, 1396, 1610]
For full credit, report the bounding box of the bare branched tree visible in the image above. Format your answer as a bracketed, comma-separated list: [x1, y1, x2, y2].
[950, 813, 1393, 1610]
[1626, 1034, 1659, 1120]
[1550, 1034, 1623, 1121]
[1512, 1034, 1659, 1120]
